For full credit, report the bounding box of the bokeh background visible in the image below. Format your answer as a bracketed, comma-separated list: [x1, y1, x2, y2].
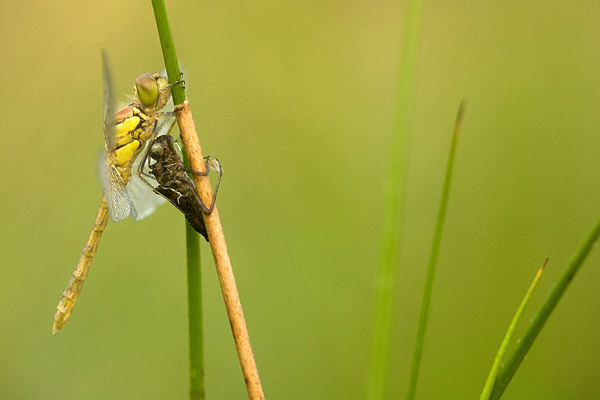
[2, 1, 599, 399]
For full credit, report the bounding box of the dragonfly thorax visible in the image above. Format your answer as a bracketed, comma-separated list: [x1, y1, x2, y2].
[111, 105, 156, 174]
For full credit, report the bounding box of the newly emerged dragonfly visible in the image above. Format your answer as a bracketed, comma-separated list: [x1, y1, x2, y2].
[138, 134, 223, 241]
[52, 51, 178, 335]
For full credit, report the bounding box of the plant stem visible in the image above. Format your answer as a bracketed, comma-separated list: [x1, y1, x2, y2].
[151, 0, 185, 106]
[489, 217, 600, 399]
[175, 102, 265, 400]
[151, 1, 203, 399]
[367, 0, 423, 398]
[186, 224, 205, 399]
[405, 100, 466, 400]
[479, 259, 547, 400]
[151, 3, 265, 398]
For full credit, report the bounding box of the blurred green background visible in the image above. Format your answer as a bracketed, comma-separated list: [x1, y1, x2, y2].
[1, 1, 599, 399]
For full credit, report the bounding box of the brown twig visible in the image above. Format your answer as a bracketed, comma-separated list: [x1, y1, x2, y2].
[175, 100, 265, 400]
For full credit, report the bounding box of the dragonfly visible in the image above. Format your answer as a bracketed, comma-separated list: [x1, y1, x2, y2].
[52, 51, 178, 335]
[137, 134, 223, 241]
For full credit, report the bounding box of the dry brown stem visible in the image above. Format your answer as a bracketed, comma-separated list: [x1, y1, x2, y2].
[175, 100, 265, 400]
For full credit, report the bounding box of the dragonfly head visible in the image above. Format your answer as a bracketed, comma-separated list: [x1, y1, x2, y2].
[134, 73, 171, 112]
[149, 135, 176, 160]
[149, 140, 165, 160]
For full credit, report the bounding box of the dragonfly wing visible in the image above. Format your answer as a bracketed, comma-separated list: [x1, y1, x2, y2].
[106, 168, 133, 222]
[154, 111, 177, 138]
[102, 50, 117, 151]
[97, 150, 133, 222]
[127, 173, 166, 221]
[126, 153, 165, 221]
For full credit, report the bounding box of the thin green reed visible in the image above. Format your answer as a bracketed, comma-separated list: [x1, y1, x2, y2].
[489, 217, 600, 399]
[406, 100, 466, 400]
[479, 259, 547, 400]
[367, 0, 423, 399]
[151, 1, 205, 399]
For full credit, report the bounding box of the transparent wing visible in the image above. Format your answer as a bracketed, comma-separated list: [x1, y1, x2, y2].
[155, 111, 177, 137]
[207, 157, 223, 174]
[102, 49, 116, 150]
[127, 155, 166, 221]
[97, 150, 133, 222]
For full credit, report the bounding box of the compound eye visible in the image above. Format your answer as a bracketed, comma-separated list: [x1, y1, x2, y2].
[134, 74, 159, 108]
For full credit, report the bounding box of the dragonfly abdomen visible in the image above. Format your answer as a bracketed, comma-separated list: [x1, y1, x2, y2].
[52, 197, 109, 335]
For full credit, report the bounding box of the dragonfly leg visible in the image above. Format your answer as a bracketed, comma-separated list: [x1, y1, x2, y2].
[136, 133, 157, 191]
[160, 74, 185, 93]
[136, 113, 177, 189]
[153, 112, 177, 137]
[186, 156, 223, 215]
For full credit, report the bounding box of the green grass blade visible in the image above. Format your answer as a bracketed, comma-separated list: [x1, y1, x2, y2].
[489, 217, 600, 400]
[367, 0, 423, 398]
[151, 0, 186, 106]
[186, 222, 205, 400]
[405, 100, 466, 400]
[151, 1, 204, 399]
[479, 259, 548, 400]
